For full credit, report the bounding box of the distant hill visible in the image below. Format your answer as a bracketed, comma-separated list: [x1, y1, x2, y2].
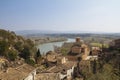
[15, 30, 120, 37]
[15, 30, 61, 35]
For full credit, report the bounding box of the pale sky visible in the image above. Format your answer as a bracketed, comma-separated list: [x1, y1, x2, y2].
[0, 0, 120, 33]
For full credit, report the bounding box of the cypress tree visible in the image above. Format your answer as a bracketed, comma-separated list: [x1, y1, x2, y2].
[36, 49, 41, 57]
[93, 59, 97, 74]
[35, 49, 42, 64]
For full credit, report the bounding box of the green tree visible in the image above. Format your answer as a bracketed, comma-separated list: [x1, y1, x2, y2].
[93, 60, 97, 74]
[0, 40, 9, 56]
[36, 49, 41, 57]
[35, 49, 42, 64]
[21, 45, 31, 59]
[14, 41, 23, 52]
[25, 58, 35, 66]
[26, 39, 34, 48]
[8, 50, 17, 61]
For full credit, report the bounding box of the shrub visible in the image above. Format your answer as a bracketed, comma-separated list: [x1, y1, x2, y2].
[8, 50, 17, 61]
[25, 58, 35, 66]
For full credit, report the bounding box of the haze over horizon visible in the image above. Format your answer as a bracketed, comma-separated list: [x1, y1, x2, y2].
[0, 0, 120, 33]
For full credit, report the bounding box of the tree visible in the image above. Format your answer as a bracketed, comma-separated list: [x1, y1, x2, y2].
[36, 49, 41, 57]
[21, 45, 31, 59]
[26, 39, 34, 48]
[35, 49, 42, 64]
[93, 60, 97, 74]
[25, 58, 35, 66]
[8, 50, 17, 61]
[14, 41, 23, 52]
[0, 40, 9, 56]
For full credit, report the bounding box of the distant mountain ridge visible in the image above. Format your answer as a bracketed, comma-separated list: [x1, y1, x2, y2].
[15, 30, 120, 36]
[15, 30, 61, 35]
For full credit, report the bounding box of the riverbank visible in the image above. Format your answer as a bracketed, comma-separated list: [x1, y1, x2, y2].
[28, 37, 67, 45]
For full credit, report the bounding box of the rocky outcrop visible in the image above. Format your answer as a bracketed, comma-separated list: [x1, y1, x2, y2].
[45, 51, 57, 67]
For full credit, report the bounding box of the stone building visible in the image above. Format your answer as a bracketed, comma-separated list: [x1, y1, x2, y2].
[68, 37, 90, 60]
[36, 61, 76, 80]
[0, 64, 36, 80]
[71, 45, 82, 55]
[89, 46, 102, 56]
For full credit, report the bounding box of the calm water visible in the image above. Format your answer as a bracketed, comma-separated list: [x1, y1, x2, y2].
[37, 38, 74, 54]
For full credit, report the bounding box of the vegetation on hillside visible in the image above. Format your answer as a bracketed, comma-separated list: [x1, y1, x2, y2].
[81, 40, 120, 80]
[90, 43, 109, 48]
[0, 29, 37, 65]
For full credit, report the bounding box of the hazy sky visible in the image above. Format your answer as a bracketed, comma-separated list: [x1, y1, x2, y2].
[0, 0, 120, 32]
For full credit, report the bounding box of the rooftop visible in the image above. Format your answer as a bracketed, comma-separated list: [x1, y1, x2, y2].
[45, 61, 76, 73]
[0, 64, 35, 80]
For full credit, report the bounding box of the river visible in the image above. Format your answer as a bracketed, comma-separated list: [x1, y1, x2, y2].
[37, 38, 75, 54]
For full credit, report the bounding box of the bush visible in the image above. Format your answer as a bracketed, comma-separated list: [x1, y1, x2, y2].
[8, 50, 17, 61]
[61, 48, 68, 55]
[21, 45, 31, 59]
[25, 58, 35, 66]
[0, 40, 9, 56]
[14, 41, 23, 52]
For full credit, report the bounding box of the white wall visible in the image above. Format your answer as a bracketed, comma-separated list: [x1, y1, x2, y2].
[59, 66, 74, 80]
[24, 70, 36, 80]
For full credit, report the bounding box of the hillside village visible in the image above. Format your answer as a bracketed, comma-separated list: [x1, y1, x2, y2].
[34, 37, 102, 80]
[0, 37, 98, 80]
[0, 29, 120, 80]
[36, 37, 119, 80]
[1, 0, 120, 79]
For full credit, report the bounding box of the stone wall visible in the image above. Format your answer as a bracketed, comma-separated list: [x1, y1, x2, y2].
[71, 46, 81, 54]
[59, 66, 74, 80]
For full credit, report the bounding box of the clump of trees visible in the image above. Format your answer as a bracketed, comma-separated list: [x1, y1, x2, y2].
[8, 50, 18, 61]
[0, 29, 37, 65]
[61, 48, 68, 56]
[81, 40, 120, 80]
[0, 40, 9, 56]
